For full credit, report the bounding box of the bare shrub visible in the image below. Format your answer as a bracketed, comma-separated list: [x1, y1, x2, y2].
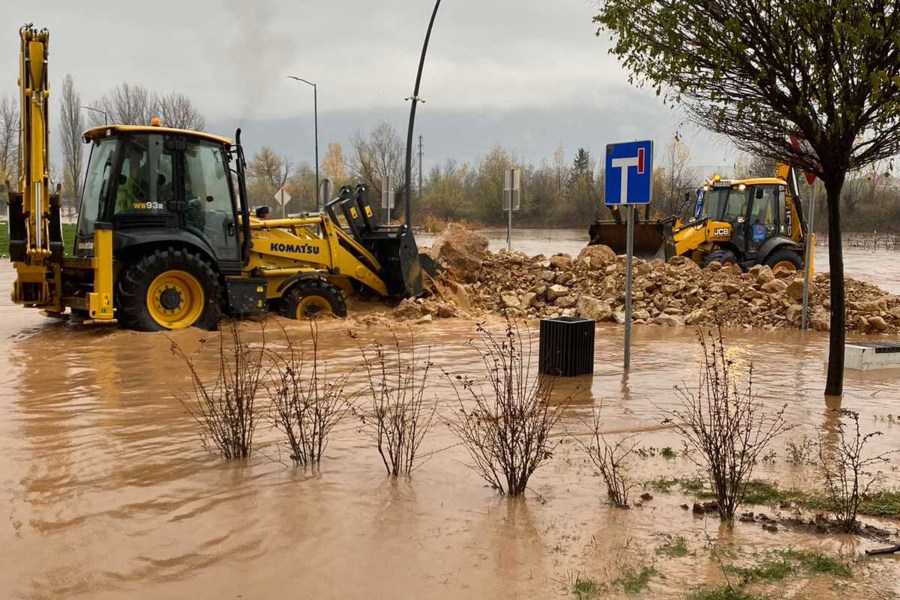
[668, 327, 791, 524]
[446, 322, 572, 496]
[268, 322, 351, 466]
[353, 329, 436, 476]
[171, 321, 265, 459]
[818, 409, 893, 532]
[579, 408, 639, 508]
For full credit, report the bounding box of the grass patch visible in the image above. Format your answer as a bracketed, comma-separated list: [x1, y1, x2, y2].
[648, 476, 900, 519]
[613, 565, 658, 593]
[655, 534, 691, 558]
[781, 550, 852, 577]
[685, 586, 769, 600]
[570, 572, 603, 599]
[726, 557, 793, 583]
[0, 221, 76, 258]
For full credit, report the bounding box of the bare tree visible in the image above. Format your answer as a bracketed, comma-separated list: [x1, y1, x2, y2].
[155, 92, 206, 130]
[0, 95, 18, 194]
[658, 137, 696, 219]
[59, 74, 85, 210]
[348, 121, 407, 219]
[733, 152, 777, 180]
[92, 83, 154, 125]
[90, 83, 205, 130]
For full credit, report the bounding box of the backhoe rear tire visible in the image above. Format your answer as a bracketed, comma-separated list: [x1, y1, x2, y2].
[116, 247, 222, 331]
[281, 279, 347, 319]
[701, 248, 739, 269]
[765, 249, 803, 273]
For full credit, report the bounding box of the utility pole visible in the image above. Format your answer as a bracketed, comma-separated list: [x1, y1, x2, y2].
[417, 135, 423, 200]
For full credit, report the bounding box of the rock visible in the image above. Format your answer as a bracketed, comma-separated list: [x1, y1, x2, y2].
[613, 311, 626, 324]
[722, 282, 742, 295]
[654, 314, 685, 326]
[633, 309, 651, 321]
[685, 309, 708, 325]
[811, 315, 830, 331]
[640, 492, 654, 501]
[756, 266, 775, 285]
[393, 298, 424, 320]
[773, 265, 795, 279]
[549, 253, 573, 270]
[786, 278, 816, 301]
[429, 224, 489, 283]
[556, 271, 575, 285]
[706, 260, 722, 272]
[729, 263, 743, 276]
[634, 260, 653, 275]
[577, 296, 613, 322]
[501, 293, 522, 310]
[870, 316, 889, 331]
[668, 256, 690, 266]
[850, 299, 888, 312]
[541, 270, 555, 282]
[786, 304, 803, 325]
[546, 284, 570, 301]
[761, 279, 789, 294]
[555, 295, 577, 309]
[522, 292, 538, 308]
[576, 245, 617, 269]
[891, 306, 900, 320]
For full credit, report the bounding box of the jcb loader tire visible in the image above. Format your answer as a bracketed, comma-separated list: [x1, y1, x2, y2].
[117, 248, 222, 331]
[765, 249, 803, 273]
[281, 280, 347, 319]
[701, 249, 739, 269]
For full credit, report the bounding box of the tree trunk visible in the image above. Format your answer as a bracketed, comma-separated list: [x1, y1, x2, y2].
[824, 175, 846, 396]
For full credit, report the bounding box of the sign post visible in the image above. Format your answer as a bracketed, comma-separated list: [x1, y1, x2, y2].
[503, 168, 521, 250]
[605, 140, 654, 370]
[381, 176, 396, 223]
[274, 186, 292, 218]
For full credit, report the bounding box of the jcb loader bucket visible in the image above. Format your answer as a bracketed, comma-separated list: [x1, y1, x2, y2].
[587, 219, 675, 261]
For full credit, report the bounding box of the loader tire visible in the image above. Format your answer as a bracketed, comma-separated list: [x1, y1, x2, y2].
[281, 279, 347, 319]
[765, 249, 803, 273]
[701, 249, 738, 269]
[117, 248, 222, 331]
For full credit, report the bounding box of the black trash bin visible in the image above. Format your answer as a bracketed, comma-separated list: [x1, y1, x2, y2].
[539, 317, 595, 377]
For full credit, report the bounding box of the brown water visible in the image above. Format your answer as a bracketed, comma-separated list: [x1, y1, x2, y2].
[419, 228, 900, 296]
[1, 261, 899, 599]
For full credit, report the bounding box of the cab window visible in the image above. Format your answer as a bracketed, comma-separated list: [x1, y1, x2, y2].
[184, 140, 236, 254]
[113, 135, 174, 215]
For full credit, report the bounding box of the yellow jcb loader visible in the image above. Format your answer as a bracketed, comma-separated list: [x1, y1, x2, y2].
[7, 25, 425, 331]
[587, 164, 812, 273]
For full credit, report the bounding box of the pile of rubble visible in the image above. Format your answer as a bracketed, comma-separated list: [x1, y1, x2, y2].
[396, 225, 900, 333]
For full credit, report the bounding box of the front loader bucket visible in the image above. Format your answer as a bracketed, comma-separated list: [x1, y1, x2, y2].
[587, 219, 673, 260]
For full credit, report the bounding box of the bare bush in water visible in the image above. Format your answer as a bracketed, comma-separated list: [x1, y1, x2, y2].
[578, 408, 638, 508]
[353, 329, 436, 476]
[818, 409, 893, 532]
[668, 327, 791, 524]
[268, 322, 351, 466]
[446, 321, 571, 496]
[171, 321, 266, 459]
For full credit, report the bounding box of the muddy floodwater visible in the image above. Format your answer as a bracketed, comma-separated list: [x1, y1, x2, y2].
[1, 249, 899, 598]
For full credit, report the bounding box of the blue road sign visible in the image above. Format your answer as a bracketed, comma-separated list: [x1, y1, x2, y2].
[605, 140, 654, 205]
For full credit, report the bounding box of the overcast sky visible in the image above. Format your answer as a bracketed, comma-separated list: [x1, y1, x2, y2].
[1, 0, 738, 173]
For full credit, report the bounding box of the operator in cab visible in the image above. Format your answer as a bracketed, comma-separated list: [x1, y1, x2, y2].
[255, 206, 271, 220]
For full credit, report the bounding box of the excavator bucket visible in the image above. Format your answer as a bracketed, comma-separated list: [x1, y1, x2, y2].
[326, 185, 430, 297]
[587, 219, 675, 260]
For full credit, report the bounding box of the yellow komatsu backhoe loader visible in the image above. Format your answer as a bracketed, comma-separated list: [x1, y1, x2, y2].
[588, 164, 812, 273]
[7, 25, 425, 331]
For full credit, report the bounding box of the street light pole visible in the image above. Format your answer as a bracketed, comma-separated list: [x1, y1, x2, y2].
[286, 76, 320, 211]
[83, 105, 108, 125]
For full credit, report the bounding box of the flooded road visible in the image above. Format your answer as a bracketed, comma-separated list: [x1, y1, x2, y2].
[1, 259, 899, 599]
[420, 228, 900, 296]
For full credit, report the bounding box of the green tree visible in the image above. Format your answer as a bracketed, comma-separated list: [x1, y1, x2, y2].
[595, 0, 900, 396]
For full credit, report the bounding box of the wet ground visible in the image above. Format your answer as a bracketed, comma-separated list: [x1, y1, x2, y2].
[1, 249, 899, 598]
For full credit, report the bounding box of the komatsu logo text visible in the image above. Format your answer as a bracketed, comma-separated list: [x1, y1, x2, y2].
[270, 242, 320, 255]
